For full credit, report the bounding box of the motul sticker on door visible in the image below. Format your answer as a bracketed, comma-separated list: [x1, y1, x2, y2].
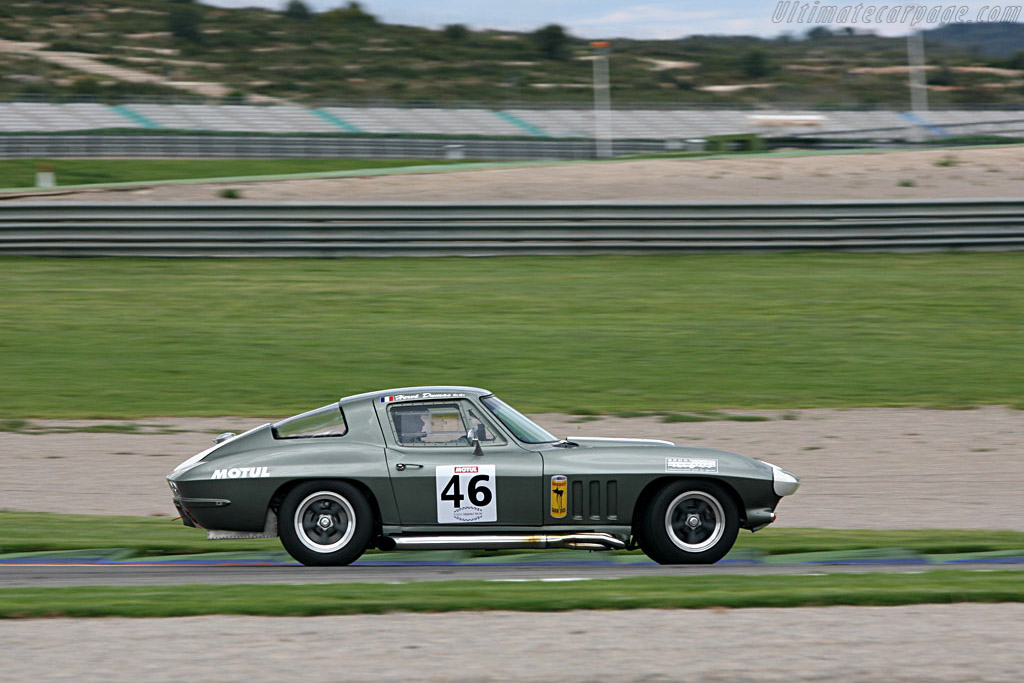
[435, 464, 497, 523]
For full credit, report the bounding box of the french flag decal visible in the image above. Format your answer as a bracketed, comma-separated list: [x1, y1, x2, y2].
[380, 395, 395, 403]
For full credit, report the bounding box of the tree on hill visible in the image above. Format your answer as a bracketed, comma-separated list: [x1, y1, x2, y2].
[1006, 51, 1024, 70]
[532, 24, 570, 60]
[324, 1, 377, 25]
[283, 0, 311, 20]
[740, 49, 772, 79]
[444, 23, 469, 41]
[168, 4, 202, 42]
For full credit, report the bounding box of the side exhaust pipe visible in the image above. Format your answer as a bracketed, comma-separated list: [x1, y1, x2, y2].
[382, 532, 627, 551]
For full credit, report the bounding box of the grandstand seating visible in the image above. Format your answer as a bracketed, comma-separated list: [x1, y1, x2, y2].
[0, 101, 1021, 140]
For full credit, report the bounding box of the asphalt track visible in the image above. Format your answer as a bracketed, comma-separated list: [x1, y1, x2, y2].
[4, 560, 1023, 588]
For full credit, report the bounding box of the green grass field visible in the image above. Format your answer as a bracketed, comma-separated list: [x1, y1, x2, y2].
[2, 571, 1022, 618]
[2, 512, 1023, 558]
[1, 253, 1023, 417]
[0, 158, 455, 189]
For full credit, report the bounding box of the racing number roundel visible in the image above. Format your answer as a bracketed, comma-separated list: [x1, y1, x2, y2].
[436, 465, 496, 523]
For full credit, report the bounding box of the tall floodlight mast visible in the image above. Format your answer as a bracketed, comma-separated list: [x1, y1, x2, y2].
[906, 27, 929, 141]
[591, 40, 613, 158]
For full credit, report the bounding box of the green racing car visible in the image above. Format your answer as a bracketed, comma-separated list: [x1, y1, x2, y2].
[168, 386, 799, 565]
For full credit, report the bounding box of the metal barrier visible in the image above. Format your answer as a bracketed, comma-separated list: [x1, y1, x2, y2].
[0, 135, 670, 160]
[2, 200, 1023, 256]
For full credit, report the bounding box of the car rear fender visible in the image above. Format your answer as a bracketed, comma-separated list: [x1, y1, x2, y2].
[269, 477, 384, 539]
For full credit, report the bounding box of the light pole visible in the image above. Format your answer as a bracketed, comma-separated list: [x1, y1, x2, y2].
[906, 28, 929, 141]
[591, 40, 612, 158]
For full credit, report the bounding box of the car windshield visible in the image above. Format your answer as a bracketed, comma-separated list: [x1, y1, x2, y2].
[273, 403, 347, 438]
[481, 395, 557, 444]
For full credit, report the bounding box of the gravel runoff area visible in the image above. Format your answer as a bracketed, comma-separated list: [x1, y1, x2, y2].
[2, 406, 1023, 530]
[3, 605, 1023, 682]
[5, 145, 1024, 203]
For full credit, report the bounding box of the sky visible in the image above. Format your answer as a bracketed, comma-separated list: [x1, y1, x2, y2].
[201, 1, 1022, 39]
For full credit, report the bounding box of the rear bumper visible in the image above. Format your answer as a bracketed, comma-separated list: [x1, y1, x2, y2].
[172, 497, 199, 528]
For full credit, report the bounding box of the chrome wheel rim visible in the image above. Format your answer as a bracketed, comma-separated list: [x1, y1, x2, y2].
[665, 491, 725, 553]
[295, 491, 355, 553]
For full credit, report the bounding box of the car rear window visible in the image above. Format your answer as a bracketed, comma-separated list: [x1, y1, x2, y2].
[272, 403, 348, 439]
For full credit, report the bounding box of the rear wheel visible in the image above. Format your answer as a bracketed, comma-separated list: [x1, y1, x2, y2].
[278, 481, 373, 566]
[639, 480, 739, 564]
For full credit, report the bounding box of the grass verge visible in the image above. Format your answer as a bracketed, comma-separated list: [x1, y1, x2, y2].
[1, 571, 1022, 618]
[2, 253, 1024, 417]
[2, 512, 1023, 558]
[0, 158, 455, 188]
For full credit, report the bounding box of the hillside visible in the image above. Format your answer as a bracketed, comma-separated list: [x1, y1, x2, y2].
[0, 0, 1022, 107]
[925, 22, 1024, 59]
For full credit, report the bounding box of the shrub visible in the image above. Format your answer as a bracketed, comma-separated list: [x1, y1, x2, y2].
[930, 64, 956, 86]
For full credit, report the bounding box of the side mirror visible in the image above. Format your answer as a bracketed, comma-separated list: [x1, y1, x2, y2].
[466, 429, 484, 456]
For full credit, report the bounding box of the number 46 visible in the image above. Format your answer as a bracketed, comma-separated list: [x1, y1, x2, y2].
[441, 474, 492, 507]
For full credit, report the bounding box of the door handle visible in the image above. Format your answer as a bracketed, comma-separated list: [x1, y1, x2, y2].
[395, 463, 423, 471]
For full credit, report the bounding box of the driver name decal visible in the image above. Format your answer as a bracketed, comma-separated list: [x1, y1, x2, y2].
[382, 392, 467, 402]
[665, 457, 718, 473]
[436, 464, 497, 523]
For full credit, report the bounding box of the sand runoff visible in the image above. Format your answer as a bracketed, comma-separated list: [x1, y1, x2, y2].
[1, 407, 1022, 530]
[2, 605, 1023, 682]
[4, 145, 1023, 203]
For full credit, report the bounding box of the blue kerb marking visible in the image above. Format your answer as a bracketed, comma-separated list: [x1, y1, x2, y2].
[4, 555, 1024, 567]
[945, 557, 1024, 564]
[313, 109, 362, 133]
[495, 110, 548, 137]
[111, 105, 162, 130]
[899, 111, 949, 136]
[804, 557, 931, 565]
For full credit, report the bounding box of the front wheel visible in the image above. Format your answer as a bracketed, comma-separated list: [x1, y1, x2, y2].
[639, 480, 739, 564]
[278, 481, 373, 566]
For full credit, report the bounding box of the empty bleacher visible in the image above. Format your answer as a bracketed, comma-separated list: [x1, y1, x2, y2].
[0, 101, 1022, 142]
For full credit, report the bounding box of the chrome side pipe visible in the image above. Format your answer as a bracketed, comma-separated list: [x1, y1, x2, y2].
[382, 532, 627, 551]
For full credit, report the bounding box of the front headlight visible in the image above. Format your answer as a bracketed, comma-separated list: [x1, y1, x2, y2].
[771, 464, 800, 497]
[758, 460, 800, 496]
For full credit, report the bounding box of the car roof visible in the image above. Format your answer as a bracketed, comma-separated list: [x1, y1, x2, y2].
[339, 386, 491, 405]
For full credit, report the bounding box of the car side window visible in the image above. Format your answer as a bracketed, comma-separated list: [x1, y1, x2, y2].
[388, 401, 506, 447]
[464, 406, 506, 445]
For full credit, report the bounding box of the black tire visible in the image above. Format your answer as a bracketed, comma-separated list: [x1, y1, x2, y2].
[639, 480, 739, 565]
[278, 481, 374, 566]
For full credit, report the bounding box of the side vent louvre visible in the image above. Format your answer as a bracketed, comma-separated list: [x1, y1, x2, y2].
[589, 481, 601, 521]
[571, 480, 583, 520]
[607, 480, 618, 521]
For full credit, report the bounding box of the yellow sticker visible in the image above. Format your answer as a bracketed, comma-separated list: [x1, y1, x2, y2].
[550, 475, 567, 518]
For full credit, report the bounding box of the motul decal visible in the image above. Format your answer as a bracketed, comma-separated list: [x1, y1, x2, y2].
[212, 466, 270, 479]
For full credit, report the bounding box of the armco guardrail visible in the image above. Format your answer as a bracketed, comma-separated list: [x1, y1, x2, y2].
[0, 135, 670, 160]
[2, 200, 1024, 256]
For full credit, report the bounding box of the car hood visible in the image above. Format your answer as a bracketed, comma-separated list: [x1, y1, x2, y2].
[568, 436, 675, 448]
